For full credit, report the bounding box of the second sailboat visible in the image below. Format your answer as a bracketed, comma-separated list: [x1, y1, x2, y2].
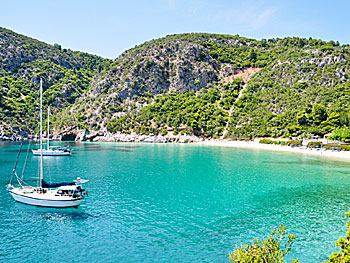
[32, 106, 71, 156]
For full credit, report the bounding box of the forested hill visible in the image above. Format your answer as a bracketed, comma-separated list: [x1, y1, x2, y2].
[1, 27, 350, 140]
[0, 27, 111, 134]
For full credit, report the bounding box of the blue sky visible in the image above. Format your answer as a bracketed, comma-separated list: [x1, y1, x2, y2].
[1, 0, 349, 59]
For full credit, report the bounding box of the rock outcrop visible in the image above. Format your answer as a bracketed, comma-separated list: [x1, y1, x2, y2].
[61, 127, 203, 144]
[91, 132, 204, 143]
[58, 126, 78, 141]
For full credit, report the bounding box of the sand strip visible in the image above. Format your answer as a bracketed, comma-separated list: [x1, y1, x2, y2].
[197, 140, 350, 160]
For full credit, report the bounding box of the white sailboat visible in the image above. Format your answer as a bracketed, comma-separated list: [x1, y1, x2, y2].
[7, 79, 88, 208]
[32, 106, 71, 156]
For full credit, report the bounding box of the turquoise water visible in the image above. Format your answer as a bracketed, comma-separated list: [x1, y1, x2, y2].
[1, 142, 350, 262]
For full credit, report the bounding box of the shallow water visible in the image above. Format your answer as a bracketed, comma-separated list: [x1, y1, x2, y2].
[1, 142, 349, 262]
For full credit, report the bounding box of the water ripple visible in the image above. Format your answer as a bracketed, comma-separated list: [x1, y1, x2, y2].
[1, 143, 350, 262]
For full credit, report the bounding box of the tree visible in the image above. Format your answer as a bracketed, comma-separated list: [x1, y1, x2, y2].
[228, 224, 300, 263]
[0, 89, 4, 108]
[330, 127, 350, 141]
[321, 112, 340, 133]
[53, 43, 61, 50]
[296, 110, 309, 126]
[312, 104, 328, 125]
[324, 211, 350, 262]
[287, 124, 302, 136]
[249, 50, 257, 62]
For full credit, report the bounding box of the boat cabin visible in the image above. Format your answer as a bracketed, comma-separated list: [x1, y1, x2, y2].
[55, 185, 82, 198]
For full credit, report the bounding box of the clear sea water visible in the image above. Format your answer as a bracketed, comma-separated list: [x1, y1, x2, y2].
[1, 142, 350, 262]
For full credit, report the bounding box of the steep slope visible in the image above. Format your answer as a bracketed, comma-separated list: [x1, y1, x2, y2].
[227, 46, 350, 138]
[0, 27, 111, 133]
[55, 34, 350, 139]
[87, 33, 274, 99]
[53, 34, 273, 136]
[1, 28, 350, 140]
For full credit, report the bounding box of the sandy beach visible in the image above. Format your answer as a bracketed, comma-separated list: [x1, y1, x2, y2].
[198, 139, 350, 160]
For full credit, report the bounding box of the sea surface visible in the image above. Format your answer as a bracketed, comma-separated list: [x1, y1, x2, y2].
[1, 142, 350, 262]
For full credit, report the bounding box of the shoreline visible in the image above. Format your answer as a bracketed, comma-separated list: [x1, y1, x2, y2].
[197, 140, 350, 160]
[2, 131, 350, 160]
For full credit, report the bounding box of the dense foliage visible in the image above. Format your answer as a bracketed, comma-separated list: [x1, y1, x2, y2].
[0, 27, 111, 132]
[259, 139, 302, 146]
[324, 212, 350, 262]
[104, 80, 242, 137]
[228, 224, 299, 263]
[329, 127, 350, 141]
[66, 32, 350, 139]
[228, 211, 350, 262]
[2, 28, 350, 140]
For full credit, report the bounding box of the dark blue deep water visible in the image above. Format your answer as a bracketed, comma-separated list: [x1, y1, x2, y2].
[1, 142, 350, 262]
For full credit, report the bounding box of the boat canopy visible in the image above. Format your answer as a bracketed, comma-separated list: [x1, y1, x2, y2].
[74, 177, 89, 184]
[41, 179, 75, 188]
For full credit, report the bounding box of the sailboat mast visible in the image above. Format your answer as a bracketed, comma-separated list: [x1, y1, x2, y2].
[47, 106, 50, 150]
[40, 79, 43, 187]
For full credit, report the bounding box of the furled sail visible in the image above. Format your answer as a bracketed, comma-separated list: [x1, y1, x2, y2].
[41, 179, 75, 188]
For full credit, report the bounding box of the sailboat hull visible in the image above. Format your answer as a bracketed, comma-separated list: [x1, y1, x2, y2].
[32, 150, 71, 156]
[9, 190, 84, 208]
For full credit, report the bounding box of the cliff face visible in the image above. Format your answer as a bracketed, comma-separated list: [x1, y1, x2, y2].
[1, 28, 350, 140]
[88, 34, 263, 100]
[91, 40, 219, 100]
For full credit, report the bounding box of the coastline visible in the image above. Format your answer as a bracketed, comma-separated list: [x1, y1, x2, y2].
[3, 129, 350, 160]
[88, 132, 350, 161]
[197, 139, 350, 160]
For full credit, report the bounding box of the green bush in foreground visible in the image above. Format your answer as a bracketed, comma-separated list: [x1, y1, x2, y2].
[228, 224, 300, 263]
[229, 211, 350, 263]
[324, 211, 350, 263]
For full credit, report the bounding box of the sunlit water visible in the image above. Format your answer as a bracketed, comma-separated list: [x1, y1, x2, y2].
[1, 142, 349, 262]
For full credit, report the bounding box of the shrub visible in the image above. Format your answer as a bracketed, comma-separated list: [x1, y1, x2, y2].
[329, 127, 350, 141]
[259, 138, 274, 144]
[322, 143, 350, 151]
[228, 224, 299, 263]
[324, 211, 350, 262]
[286, 140, 303, 146]
[259, 139, 288, 145]
[307, 141, 322, 148]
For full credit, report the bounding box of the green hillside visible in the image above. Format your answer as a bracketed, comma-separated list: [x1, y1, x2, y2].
[1, 28, 350, 140]
[56, 33, 350, 139]
[0, 27, 111, 133]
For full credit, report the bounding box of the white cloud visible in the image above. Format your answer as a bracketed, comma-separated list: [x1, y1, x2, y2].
[168, 0, 176, 10]
[253, 8, 277, 29]
[236, 6, 278, 31]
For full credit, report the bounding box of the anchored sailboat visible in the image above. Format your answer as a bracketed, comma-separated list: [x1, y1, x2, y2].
[32, 106, 71, 156]
[7, 79, 88, 208]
